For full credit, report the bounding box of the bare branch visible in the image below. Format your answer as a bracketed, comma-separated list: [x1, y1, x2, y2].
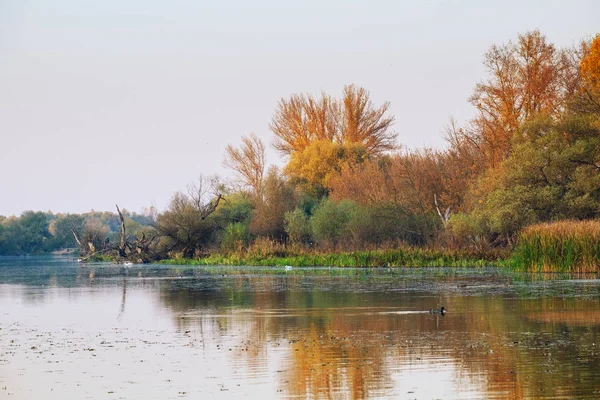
[223, 133, 266, 198]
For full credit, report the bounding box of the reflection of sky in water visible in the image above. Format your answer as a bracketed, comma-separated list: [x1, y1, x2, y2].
[0, 284, 484, 399]
[390, 362, 486, 399]
[1, 259, 600, 399]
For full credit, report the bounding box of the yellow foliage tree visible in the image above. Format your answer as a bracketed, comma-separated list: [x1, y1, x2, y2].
[285, 140, 367, 197]
[581, 34, 600, 92]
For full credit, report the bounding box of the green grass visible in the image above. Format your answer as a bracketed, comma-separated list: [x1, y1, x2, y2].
[512, 220, 600, 273]
[161, 247, 510, 268]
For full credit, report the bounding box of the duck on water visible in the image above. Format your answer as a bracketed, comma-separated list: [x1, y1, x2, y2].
[429, 307, 446, 315]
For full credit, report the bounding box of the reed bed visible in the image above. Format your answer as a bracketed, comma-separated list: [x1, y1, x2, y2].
[513, 220, 600, 272]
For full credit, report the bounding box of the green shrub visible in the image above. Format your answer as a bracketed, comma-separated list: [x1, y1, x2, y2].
[284, 208, 312, 244]
[310, 199, 356, 245]
[221, 222, 250, 254]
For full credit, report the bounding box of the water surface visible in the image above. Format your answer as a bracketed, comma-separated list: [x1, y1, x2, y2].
[1, 256, 599, 399]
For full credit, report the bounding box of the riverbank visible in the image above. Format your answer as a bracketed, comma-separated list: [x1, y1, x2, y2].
[160, 247, 512, 268]
[160, 221, 600, 272]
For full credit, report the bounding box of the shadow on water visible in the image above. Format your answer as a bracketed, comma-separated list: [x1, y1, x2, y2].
[0, 256, 599, 399]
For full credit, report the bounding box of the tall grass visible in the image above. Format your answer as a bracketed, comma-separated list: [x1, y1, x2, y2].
[161, 239, 509, 268]
[513, 220, 600, 272]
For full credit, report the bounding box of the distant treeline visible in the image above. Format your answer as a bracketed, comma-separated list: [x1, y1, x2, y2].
[2, 30, 599, 266]
[0, 210, 155, 255]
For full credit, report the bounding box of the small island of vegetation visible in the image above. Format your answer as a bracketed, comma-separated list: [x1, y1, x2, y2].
[1, 30, 599, 272]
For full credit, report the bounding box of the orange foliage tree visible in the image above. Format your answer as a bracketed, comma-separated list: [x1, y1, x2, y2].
[270, 85, 396, 156]
[577, 34, 600, 114]
[581, 34, 600, 92]
[270, 85, 396, 195]
[329, 150, 460, 242]
[467, 30, 572, 168]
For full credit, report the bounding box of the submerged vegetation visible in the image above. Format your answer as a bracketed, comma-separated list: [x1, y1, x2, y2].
[1, 31, 599, 271]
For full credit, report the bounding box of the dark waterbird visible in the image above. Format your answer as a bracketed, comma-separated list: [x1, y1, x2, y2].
[429, 306, 446, 315]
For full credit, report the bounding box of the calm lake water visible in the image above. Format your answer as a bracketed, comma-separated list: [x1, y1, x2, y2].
[0, 256, 599, 399]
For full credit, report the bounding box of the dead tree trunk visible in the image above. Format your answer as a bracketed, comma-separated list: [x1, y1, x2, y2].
[434, 194, 451, 228]
[116, 204, 127, 258]
[200, 194, 223, 220]
[72, 228, 95, 255]
[72, 228, 82, 248]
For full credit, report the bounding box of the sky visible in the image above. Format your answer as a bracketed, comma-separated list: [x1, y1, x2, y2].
[1, 0, 598, 217]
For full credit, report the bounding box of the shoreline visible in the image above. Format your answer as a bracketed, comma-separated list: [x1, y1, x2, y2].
[158, 248, 511, 268]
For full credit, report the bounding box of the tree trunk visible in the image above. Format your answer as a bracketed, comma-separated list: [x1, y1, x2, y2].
[116, 204, 127, 258]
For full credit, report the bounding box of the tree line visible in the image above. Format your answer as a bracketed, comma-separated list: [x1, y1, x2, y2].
[2, 30, 599, 261]
[0, 209, 155, 256]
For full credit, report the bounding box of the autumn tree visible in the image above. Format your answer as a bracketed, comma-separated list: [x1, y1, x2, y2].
[270, 84, 396, 156]
[468, 30, 571, 168]
[285, 140, 367, 197]
[223, 133, 266, 199]
[455, 113, 600, 244]
[441, 119, 487, 212]
[573, 34, 600, 115]
[581, 35, 600, 93]
[74, 217, 110, 255]
[329, 151, 452, 244]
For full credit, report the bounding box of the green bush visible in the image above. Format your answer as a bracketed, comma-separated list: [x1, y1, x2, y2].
[310, 199, 356, 245]
[221, 222, 250, 254]
[284, 208, 312, 244]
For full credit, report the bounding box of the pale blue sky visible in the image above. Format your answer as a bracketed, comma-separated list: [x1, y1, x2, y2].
[1, 0, 598, 216]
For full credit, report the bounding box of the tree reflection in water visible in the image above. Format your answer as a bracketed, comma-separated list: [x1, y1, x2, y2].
[157, 272, 600, 399]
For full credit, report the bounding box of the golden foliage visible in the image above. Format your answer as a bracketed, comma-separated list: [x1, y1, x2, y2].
[580, 34, 600, 92]
[285, 140, 367, 196]
[520, 219, 600, 239]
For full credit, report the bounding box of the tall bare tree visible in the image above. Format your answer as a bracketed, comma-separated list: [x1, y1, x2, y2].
[223, 133, 266, 199]
[341, 85, 396, 154]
